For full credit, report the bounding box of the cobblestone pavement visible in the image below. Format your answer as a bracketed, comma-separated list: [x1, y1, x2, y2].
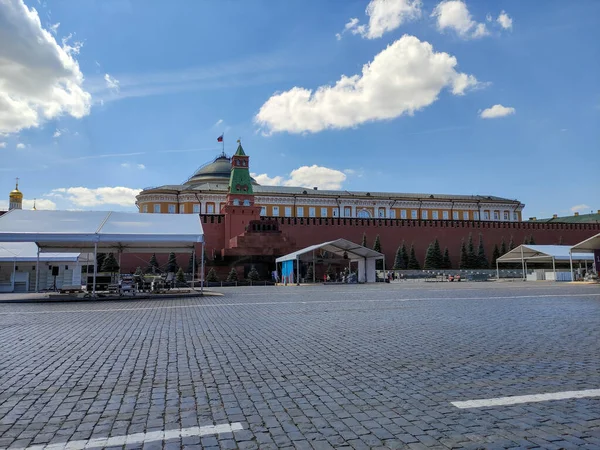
[1, 282, 599, 449]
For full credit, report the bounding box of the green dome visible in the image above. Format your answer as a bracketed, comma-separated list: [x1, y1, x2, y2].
[184, 155, 257, 186]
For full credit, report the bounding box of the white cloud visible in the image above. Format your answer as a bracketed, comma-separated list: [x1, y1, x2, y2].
[340, 0, 421, 40]
[485, 13, 492, 22]
[256, 35, 478, 134]
[104, 73, 120, 92]
[0, 198, 57, 211]
[0, 142, 6, 148]
[120, 163, 145, 170]
[497, 11, 512, 30]
[214, 119, 223, 127]
[16, 143, 26, 149]
[49, 22, 59, 34]
[48, 187, 141, 207]
[137, 164, 145, 170]
[0, 0, 91, 134]
[52, 128, 67, 138]
[431, 0, 489, 39]
[571, 204, 590, 213]
[480, 104, 515, 119]
[253, 165, 347, 190]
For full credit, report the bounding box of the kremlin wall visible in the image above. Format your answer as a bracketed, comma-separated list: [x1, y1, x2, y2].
[5, 146, 600, 278]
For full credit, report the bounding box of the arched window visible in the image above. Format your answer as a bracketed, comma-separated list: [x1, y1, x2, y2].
[233, 199, 240, 206]
[357, 209, 372, 218]
[243, 199, 250, 206]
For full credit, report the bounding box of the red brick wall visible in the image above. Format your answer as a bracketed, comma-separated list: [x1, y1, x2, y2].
[119, 215, 600, 272]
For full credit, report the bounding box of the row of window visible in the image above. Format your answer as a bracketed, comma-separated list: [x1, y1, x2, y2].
[143, 203, 519, 221]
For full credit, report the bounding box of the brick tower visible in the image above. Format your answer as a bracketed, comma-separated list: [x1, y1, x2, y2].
[222, 141, 262, 247]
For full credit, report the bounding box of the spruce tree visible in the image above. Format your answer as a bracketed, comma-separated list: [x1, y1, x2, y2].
[326, 264, 336, 280]
[433, 238, 443, 268]
[373, 235, 381, 252]
[206, 267, 219, 282]
[148, 253, 159, 274]
[101, 252, 119, 274]
[400, 242, 409, 270]
[508, 236, 515, 251]
[477, 233, 488, 269]
[407, 244, 421, 270]
[166, 252, 178, 273]
[500, 238, 507, 256]
[423, 243, 435, 270]
[558, 236, 564, 245]
[523, 235, 530, 245]
[442, 247, 451, 269]
[491, 244, 500, 270]
[529, 234, 536, 245]
[134, 266, 143, 276]
[226, 268, 238, 282]
[175, 267, 186, 284]
[393, 244, 405, 270]
[459, 239, 468, 269]
[247, 266, 260, 281]
[466, 233, 477, 269]
[306, 263, 314, 282]
[96, 253, 106, 272]
[361, 232, 367, 248]
[187, 252, 198, 274]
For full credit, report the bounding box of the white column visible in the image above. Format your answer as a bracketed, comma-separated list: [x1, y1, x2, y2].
[296, 257, 300, 285]
[92, 243, 98, 296]
[569, 250, 574, 282]
[12, 259, 16, 293]
[521, 246, 525, 280]
[35, 246, 40, 292]
[496, 260, 500, 280]
[552, 257, 556, 282]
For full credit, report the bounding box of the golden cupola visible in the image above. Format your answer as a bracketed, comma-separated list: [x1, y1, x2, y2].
[9, 178, 23, 211]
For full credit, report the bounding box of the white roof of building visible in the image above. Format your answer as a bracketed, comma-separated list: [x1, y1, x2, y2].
[496, 245, 594, 262]
[0, 210, 203, 253]
[571, 233, 600, 253]
[0, 242, 80, 262]
[276, 238, 384, 263]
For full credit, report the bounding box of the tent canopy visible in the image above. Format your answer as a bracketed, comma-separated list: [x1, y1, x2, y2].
[0, 210, 203, 253]
[0, 242, 80, 262]
[276, 238, 384, 263]
[571, 233, 600, 253]
[497, 244, 593, 263]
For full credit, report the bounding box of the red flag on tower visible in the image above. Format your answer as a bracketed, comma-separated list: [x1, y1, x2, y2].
[217, 134, 223, 142]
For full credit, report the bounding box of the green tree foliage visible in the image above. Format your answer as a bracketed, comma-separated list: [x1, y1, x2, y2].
[226, 268, 238, 282]
[466, 233, 478, 269]
[423, 243, 435, 270]
[442, 247, 451, 269]
[206, 267, 219, 282]
[96, 253, 106, 271]
[407, 244, 421, 270]
[101, 252, 119, 274]
[148, 253, 159, 274]
[393, 244, 405, 270]
[166, 252, 178, 273]
[361, 232, 367, 248]
[187, 252, 198, 274]
[558, 236, 564, 245]
[491, 244, 500, 269]
[528, 234, 536, 245]
[134, 266, 143, 276]
[508, 236, 515, 251]
[326, 264, 336, 279]
[477, 233, 488, 269]
[306, 263, 314, 282]
[523, 235, 530, 245]
[459, 239, 468, 269]
[247, 266, 260, 281]
[373, 234, 381, 253]
[176, 267, 186, 284]
[400, 242, 409, 270]
[500, 238, 507, 256]
[432, 238, 443, 268]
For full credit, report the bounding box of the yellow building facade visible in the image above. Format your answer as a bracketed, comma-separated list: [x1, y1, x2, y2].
[136, 153, 524, 222]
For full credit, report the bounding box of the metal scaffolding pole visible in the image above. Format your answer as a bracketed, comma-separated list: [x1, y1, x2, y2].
[92, 242, 98, 296]
[200, 242, 205, 294]
[35, 246, 40, 292]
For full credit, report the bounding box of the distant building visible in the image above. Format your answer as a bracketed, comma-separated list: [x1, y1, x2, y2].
[529, 211, 600, 224]
[8, 178, 23, 211]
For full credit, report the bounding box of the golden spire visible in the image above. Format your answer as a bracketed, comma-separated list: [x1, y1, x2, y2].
[9, 177, 23, 210]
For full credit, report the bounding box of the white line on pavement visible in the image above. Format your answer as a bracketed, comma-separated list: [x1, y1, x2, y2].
[0, 292, 598, 315]
[17, 422, 243, 450]
[452, 389, 600, 409]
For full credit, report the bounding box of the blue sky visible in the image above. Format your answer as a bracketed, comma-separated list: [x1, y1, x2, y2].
[1, 0, 598, 218]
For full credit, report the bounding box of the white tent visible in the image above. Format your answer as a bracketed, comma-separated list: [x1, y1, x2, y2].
[0, 210, 204, 294]
[571, 233, 600, 253]
[275, 238, 385, 283]
[0, 242, 82, 293]
[496, 244, 594, 281]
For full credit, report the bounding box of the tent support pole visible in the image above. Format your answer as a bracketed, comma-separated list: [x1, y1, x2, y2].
[200, 242, 205, 294]
[569, 250, 574, 282]
[296, 256, 300, 286]
[552, 256, 556, 282]
[35, 246, 40, 292]
[521, 246, 525, 281]
[92, 242, 98, 296]
[191, 249, 196, 292]
[496, 260, 500, 280]
[12, 259, 16, 293]
[312, 250, 316, 283]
